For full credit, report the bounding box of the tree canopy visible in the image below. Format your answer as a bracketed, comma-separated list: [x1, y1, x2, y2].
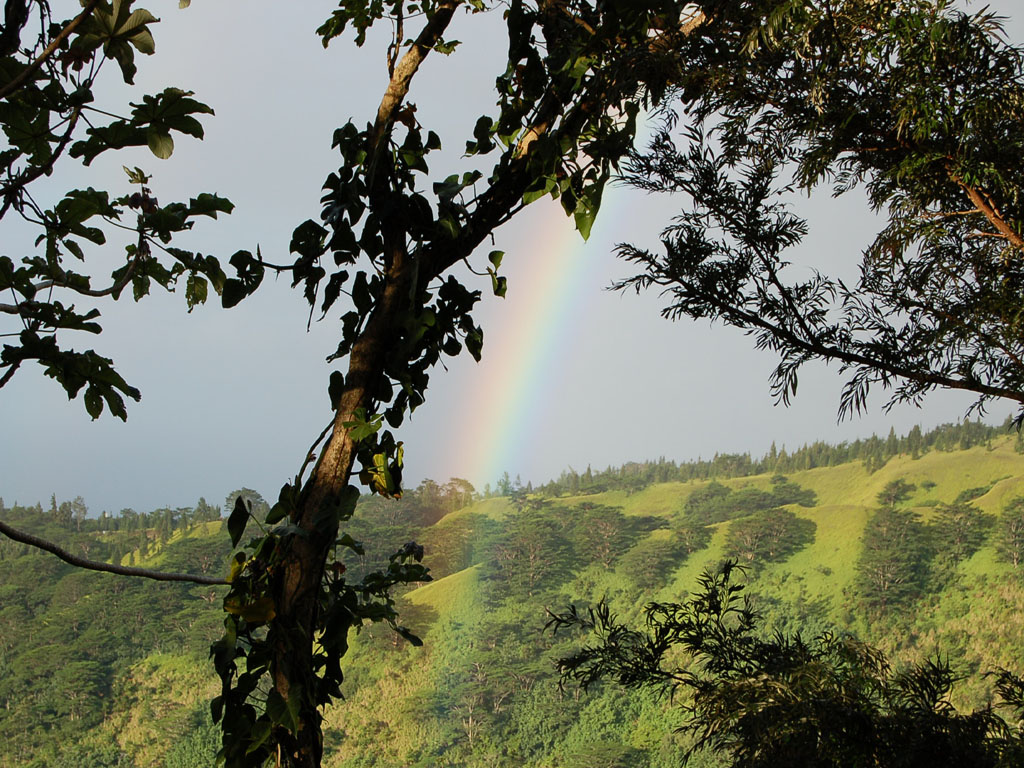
[616, 0, 1024, 422]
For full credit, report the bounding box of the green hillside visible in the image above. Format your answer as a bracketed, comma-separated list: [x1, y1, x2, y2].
[4, 422, 1024, 767]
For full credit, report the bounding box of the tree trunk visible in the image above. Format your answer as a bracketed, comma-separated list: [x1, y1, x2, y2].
[271, 245, 413, 765]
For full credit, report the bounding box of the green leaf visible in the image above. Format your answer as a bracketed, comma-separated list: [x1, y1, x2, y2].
[185, 273, 207, 310]
[147, 128, 174, 159]
[71, 121, 148, 165]
[466, 327, 483, 361]
[266, 688, 301, 734]
[221, 249, 264, 308]
[123, 165, 151, 184]
[246, 721, 272, 754]
[337, 532, 364, 555]
[434, 38, 460, 55]
[227, 496, 249, 548]
[84, 386, 103, 418]
[188, 193, 234, 218]
[490, 272, 507, 298]
[488, 250, 504, 269]
[523, 181, 553, 205]
[263, 502, 287, 524]
[290, 219, 328, 258]
[342, 408, 382, 442]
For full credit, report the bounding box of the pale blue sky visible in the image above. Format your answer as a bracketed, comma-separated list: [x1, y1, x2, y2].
[1, 1, 1019, 513]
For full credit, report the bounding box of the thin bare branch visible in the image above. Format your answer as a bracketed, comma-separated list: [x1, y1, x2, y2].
[0, 518, 229, 585]
[0, 360, 21, 388]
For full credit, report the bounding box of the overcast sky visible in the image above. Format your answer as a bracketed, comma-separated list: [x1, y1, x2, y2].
[1, 1, 1020, 514]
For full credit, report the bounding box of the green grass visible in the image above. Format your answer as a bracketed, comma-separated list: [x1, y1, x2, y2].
[406, 562, 483, 619]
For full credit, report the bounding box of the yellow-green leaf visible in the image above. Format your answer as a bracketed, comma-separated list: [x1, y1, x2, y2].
[224, 595, 276, 624]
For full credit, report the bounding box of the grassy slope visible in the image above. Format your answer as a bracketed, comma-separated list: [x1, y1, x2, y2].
[33, 435, 1024, 767]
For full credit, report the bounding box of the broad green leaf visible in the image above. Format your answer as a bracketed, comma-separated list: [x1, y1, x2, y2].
[117, 9, 158, 37]
[490, 272, 507, 298]
[342, 409, 382, 443]
[265, 503, 288, 525]
[72, 122, 148, 165]
[434, 38, 460, 55]
[147, 128, 173, 159]
[265, 688, 301, 733]
[337, 532, 364, 555]
[226, 552, 246, 583]
[84, 386, 103, 418]
[246, 722, 272, 754]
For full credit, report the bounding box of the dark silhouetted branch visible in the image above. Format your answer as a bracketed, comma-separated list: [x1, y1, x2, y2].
[0, 518, 229, 585]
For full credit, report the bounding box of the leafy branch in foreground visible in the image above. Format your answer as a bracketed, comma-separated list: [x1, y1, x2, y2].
[617, 0, 1024, 423]
[0, 0, 259, 418]
[549, 562, 1024, 768]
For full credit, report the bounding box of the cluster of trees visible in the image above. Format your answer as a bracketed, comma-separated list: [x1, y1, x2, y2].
[857, 480, 1024, 616]
[8, 452, 1024, 766]
[0, 495, 221, 535]
[0, 528, 230, 765]
[683, 475, 816, 524]
[332, 496, 713, 767]
[356, 477, 478, 528]
[551, 564, 1024, 768]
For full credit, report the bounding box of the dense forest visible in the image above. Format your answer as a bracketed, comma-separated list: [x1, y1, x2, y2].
[4, 419, 1024, 766]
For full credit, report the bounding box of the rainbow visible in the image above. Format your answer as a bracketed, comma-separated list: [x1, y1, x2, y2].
[451, 187, 638, 492]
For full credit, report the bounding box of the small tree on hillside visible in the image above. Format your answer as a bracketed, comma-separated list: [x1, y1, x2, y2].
[856, 506, 930, 616]
[997, 497, 1024, 572]
[876, 479, 916, 511]
[724, 507, 815, 570]
[933, 502, 993, 568]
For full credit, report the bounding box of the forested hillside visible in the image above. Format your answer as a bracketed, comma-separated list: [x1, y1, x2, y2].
[4, 421, 1024, 767]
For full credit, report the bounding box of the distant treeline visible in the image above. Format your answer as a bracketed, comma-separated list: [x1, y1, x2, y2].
[510, 418, 1020, 498]
[1, 419, 1016, 548]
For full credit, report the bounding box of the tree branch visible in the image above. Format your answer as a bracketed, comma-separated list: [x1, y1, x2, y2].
[0, 0, 100, 102]
[638, 254, 1024, 408]
[0, 106, 82, 201]
[368, 0, 458, 171]
[0, 360, 21, 388]
[953, 177, 1024, 250]
[0, 518, 229, 585]
[0, 0, 101, 102]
